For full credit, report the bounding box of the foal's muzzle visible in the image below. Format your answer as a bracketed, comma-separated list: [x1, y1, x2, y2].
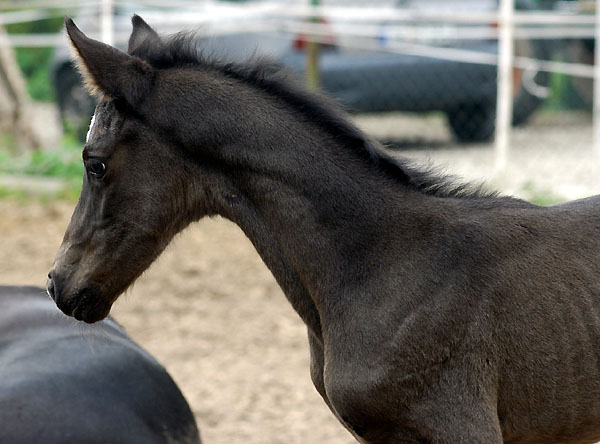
[46, 272, 109, 324]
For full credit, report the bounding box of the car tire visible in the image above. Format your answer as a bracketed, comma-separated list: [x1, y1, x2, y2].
[447, 0, 552, 143]
[447, 103, 496, 143]
[54, 64, 96, 142]
[446, 42, 550, 142]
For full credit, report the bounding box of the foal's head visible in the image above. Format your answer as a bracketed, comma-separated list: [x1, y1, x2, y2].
[48, 15, 406, 322]
[48, 17, 252, 322]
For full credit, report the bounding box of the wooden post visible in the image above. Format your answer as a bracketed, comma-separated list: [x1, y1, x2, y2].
[0, 26, 39, 151]
[306, 0, 320, 90]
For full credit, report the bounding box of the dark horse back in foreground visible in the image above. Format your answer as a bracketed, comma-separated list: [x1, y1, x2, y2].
[0, 286, 200, 444]
[48, 16, 600, 444]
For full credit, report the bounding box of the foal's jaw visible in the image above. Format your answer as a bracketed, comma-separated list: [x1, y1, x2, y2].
[47, 208, 177, 323]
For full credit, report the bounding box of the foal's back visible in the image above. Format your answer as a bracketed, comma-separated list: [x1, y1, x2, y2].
[0, 286, 200, 444]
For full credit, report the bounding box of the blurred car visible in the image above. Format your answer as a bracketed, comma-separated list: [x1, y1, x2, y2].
[552, 0, 595, 110]
[52, 0, 552, 143]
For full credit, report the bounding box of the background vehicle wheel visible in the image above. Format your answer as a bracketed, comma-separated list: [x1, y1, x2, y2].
[447, 103, 496, 143]
[446, 0, 553, 142]
[446, 39, 551, 142]
[54, 64, 96, 142]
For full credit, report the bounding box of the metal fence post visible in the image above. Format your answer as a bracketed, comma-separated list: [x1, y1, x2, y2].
[101, 0, 113, 46]
[594, 0, 600, 160]
[494, 0, 515, 174]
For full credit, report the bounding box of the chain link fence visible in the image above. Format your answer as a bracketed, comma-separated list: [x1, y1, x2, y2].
[1, 0, 598, 201]
[283, 0, 599, 202]
[2, 2, 600, 442]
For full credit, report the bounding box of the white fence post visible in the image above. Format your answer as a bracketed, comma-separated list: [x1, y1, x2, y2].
[101, 0, 113, 45]
[494, 0, 515, 174]
[594, 0, 600, 160]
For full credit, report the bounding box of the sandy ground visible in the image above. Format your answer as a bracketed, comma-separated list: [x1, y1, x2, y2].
[2, 110, 600, 443]
[0, 201, 354, 444]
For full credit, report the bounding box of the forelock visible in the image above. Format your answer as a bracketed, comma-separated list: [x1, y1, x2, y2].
[83, 101, 124, 151]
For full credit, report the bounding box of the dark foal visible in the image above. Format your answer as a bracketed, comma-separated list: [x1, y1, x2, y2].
[48, 16, 600, 444]
[0, 286, 200, 444]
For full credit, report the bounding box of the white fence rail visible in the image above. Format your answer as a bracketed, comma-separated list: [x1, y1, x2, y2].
[594, 0, 600, 160]
[0, 0, 598, 171]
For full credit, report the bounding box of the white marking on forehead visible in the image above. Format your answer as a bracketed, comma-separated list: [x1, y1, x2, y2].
[86, 112, 97, 143]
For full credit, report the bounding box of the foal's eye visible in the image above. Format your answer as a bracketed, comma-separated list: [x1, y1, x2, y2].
[87, 160, 106, 178]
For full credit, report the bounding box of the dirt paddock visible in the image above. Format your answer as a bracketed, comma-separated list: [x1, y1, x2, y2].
[0, 200, 354, 444]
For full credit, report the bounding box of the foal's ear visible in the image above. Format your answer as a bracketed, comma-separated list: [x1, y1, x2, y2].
[128, 15, 161, 56]
[65, 17, 154, 106]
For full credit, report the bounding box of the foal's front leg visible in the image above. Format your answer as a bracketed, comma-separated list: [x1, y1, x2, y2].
[323, 359, 503, 444]
[307, 331, 371, 443]
[307, 330, 329, 405]
[310, 331, 503, 444]
[358, 406, 503, 444]
[398, 383, 504, 444]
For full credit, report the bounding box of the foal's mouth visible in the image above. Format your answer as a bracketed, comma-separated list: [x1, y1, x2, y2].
[46, 276, 110, 323]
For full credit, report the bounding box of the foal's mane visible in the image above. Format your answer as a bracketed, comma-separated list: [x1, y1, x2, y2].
[134, 32, 497, 200]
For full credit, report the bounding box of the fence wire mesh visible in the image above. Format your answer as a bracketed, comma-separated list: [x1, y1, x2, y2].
[0, 0, 598, 203]
[2, 2, 600, 443]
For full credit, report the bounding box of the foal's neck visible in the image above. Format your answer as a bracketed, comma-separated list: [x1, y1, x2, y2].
[213, 123, 421, 340]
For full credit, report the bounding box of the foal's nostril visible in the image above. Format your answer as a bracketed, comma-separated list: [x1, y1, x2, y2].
[46, 275, 56, 301]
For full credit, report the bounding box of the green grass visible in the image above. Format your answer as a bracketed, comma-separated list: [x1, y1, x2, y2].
[0, 134, 84, 201]
[0, 185, 30, 202]
[0, 147, 83, 180]
[521, 182, 565, 206]
[0, 183, 80, 203]
[5, 14, 66, 102]
[528, 193, 564, 206]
